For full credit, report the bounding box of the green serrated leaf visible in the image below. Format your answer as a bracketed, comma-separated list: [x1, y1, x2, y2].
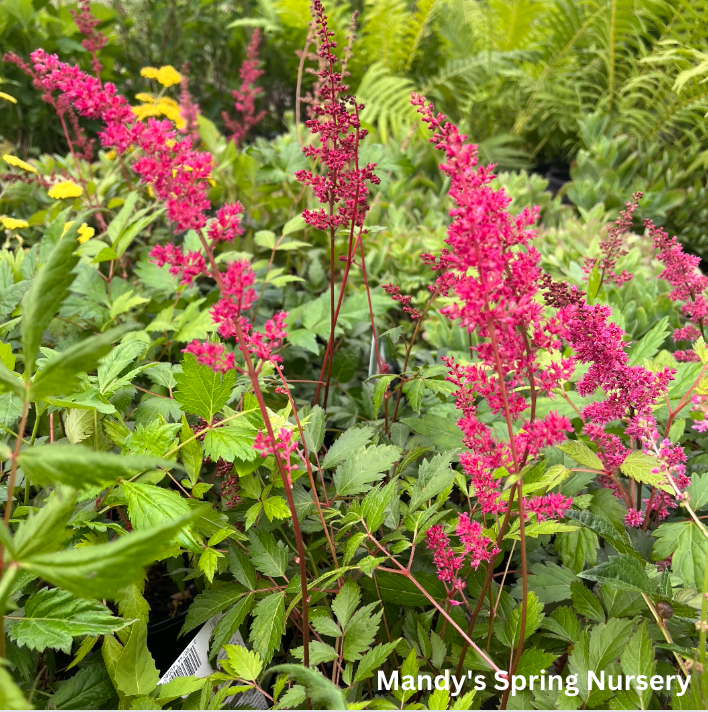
[333, 444, 401, 496]
[174, 353, 235, 423]
[7, 588, 129, 653]
[250, 592, 285, 665]
[558, 440, 603, 471]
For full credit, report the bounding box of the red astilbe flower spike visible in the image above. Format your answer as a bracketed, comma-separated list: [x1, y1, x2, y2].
[426, 525, 465, 604]
[412, 93, 573, 514]
[150, 243, 206, 285]
[294, 0, 380, 235]
[253, 428, 299, 485]
[427, 516, 498, 606]
[223, 30, 267, 146]
[648, 218, 708, 360]
[185, 342, 235, 374]
[382, 283, 421, 320]
[178, 63, 202, 146]
[207, 202, 245, 244]
[583, 193, 640, 288]
[70, 0, 107, 76]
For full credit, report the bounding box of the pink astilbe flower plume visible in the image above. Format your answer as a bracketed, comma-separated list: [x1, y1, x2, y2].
[427, 516, 498, 605]
[223, 30, 266, 146]
[583, 193, 639, 289]
[70, 0, 107, 76]
[648, 218, 708, 361]
[294, 0, 379, 235]
[412, 93, 573, 514]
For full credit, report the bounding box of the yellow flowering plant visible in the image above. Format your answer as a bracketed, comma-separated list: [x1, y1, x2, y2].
[2, 154, 36, 173]
[47, 181, 83, 200]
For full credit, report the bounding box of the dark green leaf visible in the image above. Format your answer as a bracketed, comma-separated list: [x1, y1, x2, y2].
[208, 593, 254, 660]
[50, 661, 116, 710]
[333, 444, 401, 496]
[408, 451, 456, 512]
[181, 584, 247, 636]
[228, 545, 257, 590]
[247, 530, 288, 578]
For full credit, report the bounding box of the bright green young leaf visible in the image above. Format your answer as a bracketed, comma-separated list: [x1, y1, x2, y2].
[558, 440, 604, 471]
[7, 588, 129, 653]
[222, 645, 264, 681]
[620, 451, 673, 493]
[249, 591, 285, 665]
[18, 446, 175, 488]
[18, 513, 197, 600]
[321, 426, 374, 470]
[113, 621, 159, 697]
[22, 214, 88, 376]
[173, 353, 235, 423]
[371, 374, 395, 419]
[263, 496, 291, 521]
[333, 444, 401, 496]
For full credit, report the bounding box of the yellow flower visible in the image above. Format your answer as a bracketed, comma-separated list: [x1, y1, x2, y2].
[1, 217, 29, 230]
[77, 223, 95, 243]
[147, 184, 155, 198]
[3, 154, 37, 173]
[105, 150, 117, 161]
[165, 139, 176, 148]
[140, 65, 181, 87]
[61, 221, 95, 242]
[156, 65, 181, 87]
[135, 92, 155, 104]
[0, 91, 17, 104]
[48, 181, 83, 200]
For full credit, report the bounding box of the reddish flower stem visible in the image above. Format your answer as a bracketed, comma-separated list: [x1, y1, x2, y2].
[198, 233, 310, 667]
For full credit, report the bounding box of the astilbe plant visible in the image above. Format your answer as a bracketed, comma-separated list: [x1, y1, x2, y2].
[4, 1, 708, 709]
[223, 29, 267, 146]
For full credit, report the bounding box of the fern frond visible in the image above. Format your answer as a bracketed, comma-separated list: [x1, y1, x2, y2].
[356, 62, 419, 142]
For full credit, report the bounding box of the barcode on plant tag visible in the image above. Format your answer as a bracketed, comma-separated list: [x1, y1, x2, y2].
[158, 614, 268, 709]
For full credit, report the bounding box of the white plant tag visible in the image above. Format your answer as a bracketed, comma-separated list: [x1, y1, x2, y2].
[158, 614, 269, 709]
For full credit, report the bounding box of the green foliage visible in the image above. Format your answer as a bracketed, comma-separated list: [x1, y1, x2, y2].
[1, 5, 707, 708]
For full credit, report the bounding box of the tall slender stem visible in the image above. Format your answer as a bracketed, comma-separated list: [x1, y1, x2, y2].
[198, 233, 310, 666]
